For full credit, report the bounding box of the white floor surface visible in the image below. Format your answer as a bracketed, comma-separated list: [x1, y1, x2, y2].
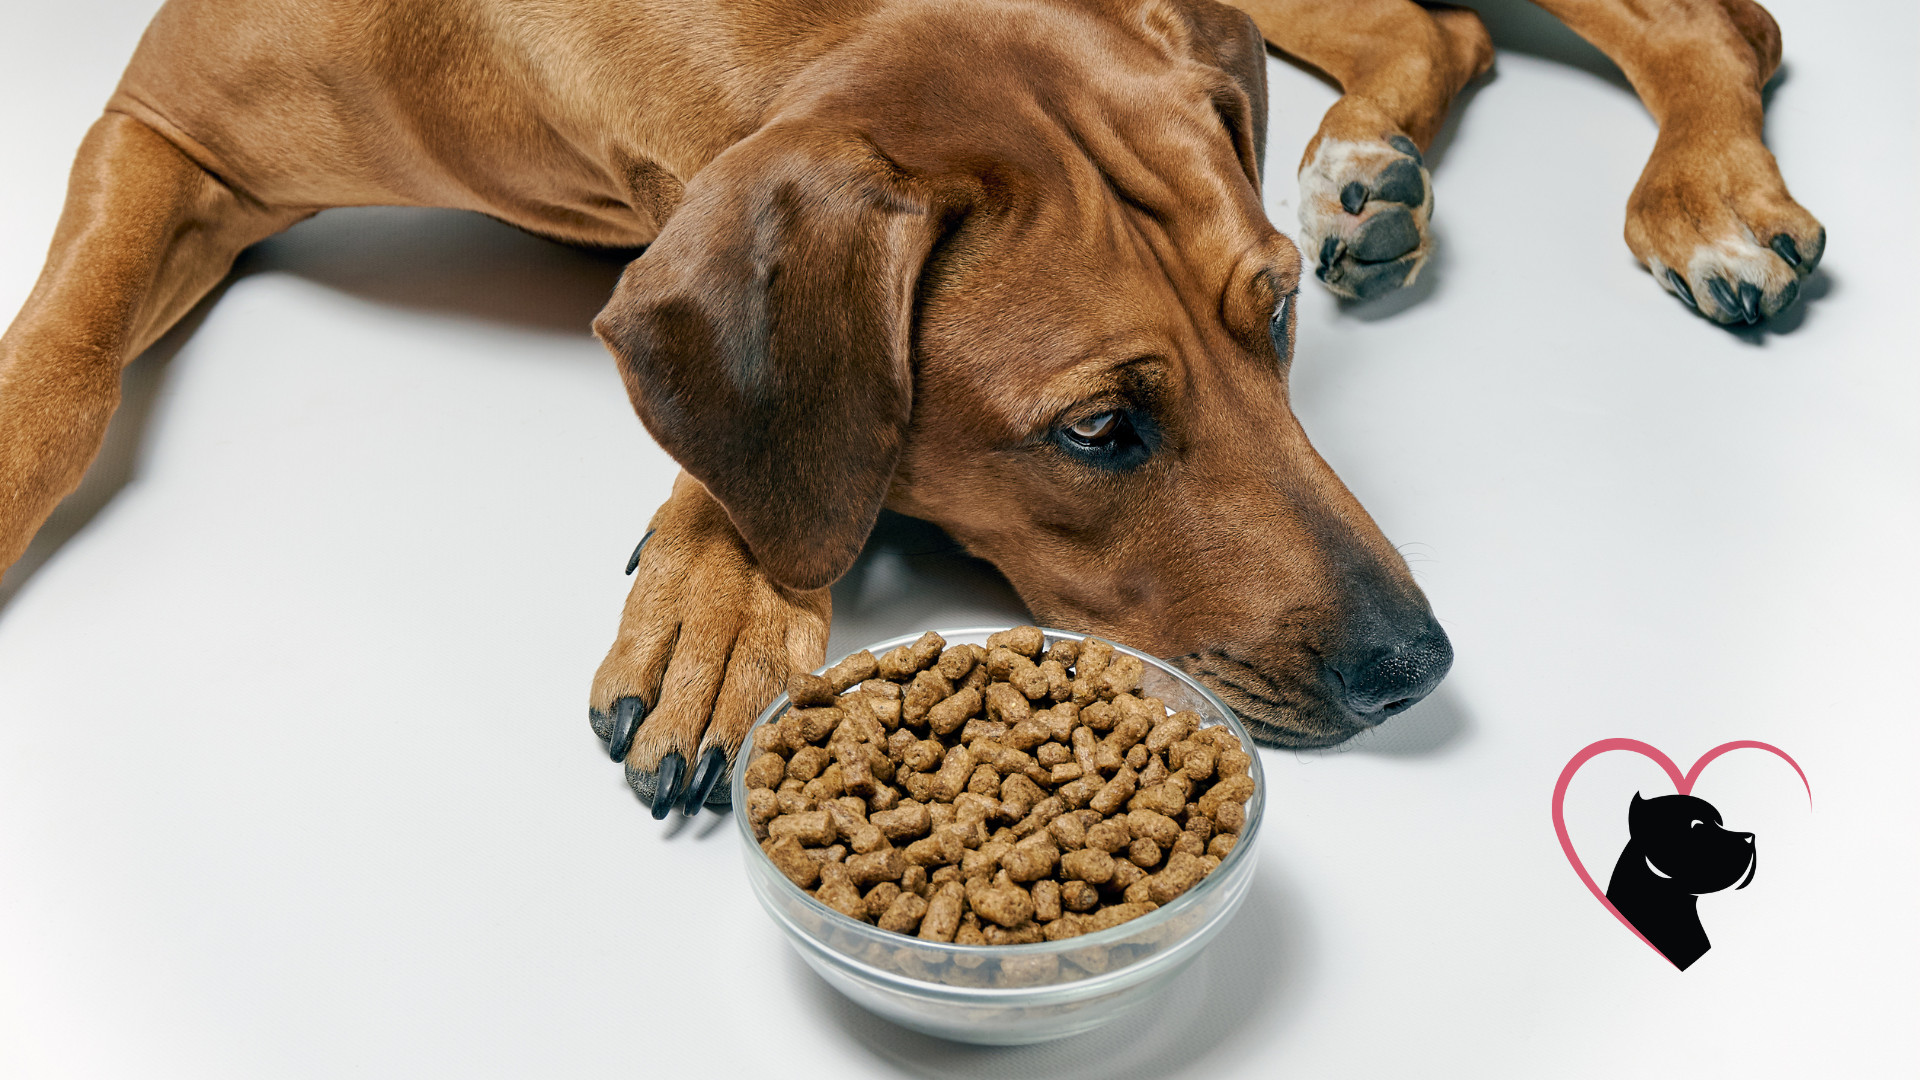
[2, 1, 1915, 1076]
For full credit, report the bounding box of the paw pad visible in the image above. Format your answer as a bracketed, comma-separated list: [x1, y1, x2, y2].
[1298, 135, 1434, 301]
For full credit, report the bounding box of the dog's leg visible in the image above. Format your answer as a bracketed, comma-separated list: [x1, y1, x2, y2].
[589, 472, 831, 816]
[1228, 0, 1494, 299]
[1524, 0, 1821, 323]
[0, 112, 303, 576]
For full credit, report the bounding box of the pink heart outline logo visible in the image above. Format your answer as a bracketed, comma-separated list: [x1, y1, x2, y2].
[1552, 738, 1811, 967]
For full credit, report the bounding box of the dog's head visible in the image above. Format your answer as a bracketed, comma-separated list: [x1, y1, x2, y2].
[1627, 793, 1757, 894]
[595, 0, 1449, 747]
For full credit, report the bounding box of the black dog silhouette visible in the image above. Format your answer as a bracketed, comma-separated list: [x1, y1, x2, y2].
[1605, 793, 1756, 970]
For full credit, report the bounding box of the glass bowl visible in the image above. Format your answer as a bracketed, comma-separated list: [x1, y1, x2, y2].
[730, 627, 1265, 1045]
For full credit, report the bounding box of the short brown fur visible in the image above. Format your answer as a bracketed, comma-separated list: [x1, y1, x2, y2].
[0, 0, 1822, 787]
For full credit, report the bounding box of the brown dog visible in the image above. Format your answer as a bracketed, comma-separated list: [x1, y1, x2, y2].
[0, 0, 1822, 813]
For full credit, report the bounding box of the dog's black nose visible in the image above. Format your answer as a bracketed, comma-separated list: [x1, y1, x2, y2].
[1326, 621, 1453, 723]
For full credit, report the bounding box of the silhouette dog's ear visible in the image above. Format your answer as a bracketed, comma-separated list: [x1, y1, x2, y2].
[1627, 791, 1651, 836]
[596, 126, 964, 590]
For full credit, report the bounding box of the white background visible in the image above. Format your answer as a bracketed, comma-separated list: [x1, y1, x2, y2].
[2, 1, 1914, 1075]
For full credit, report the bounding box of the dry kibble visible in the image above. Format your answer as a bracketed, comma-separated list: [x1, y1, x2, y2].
[878, 890, 929, 933]
[745, 753, 786, 790]
[1061, 847, 1116, 884]
[1085, 818, 1130, 854]
[764, 628, 1255, 956]
[1060, 879, 1100, 912]
[1031, 879, 1062, 922]
[823, 650, 880, 692]
[766, 836, 820, 888]
[865, 881, 903, 919]
[1148, 850, 1208, 904]
[918, 882, 965, 942]
[986, 625, 1044, 658]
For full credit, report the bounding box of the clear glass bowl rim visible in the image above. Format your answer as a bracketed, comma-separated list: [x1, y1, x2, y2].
[730, 625, 1267, 998]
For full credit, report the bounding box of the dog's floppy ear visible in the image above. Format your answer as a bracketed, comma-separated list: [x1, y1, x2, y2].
[1180, 0, 1270, 187]
[596, 126, 962, 590]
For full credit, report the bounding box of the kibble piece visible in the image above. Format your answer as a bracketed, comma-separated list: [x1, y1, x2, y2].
[965, 877, 1036, 929]
[1047, 812, 1087, 851]
[1087, 902, 1154, 932]
[1139, 753, 1169, 789]
[1125, 743, 1149, 771]
[745, 752, 786, 790]
[935, 644, 979, 681]
[817, 863, 868, 921]
[926, 687, 981, 736]
[746, 788, 779, 839]
[918, 882, 965, 942]
[1127, 837, 1163, 868]
[802, 763, 846, 802]
[788, 706, 844, 745]
[983, 682, 1031, 725]
[789, 672, 838, 707]
[1213, 799, 1246, 835]
[1107, 859, 1147, 893]
[1208, 833, 1237, 859]
[903, 669, 955, 726]
[1079, 701, 1116, 734]
[1146, 711, 1198, 753]
[848, 847, 906, 886]
[1057, 774, 1103, 810]
[1001, 833, 1060, 882]
[984, 923, 1045, 946]
[1099, 654, 1145, 698]
[821, 650, 880, 692]
[872, 801, 931, 840]
[901, 864, 930, 897]
[766, 836, 821, 888]
[961, 840, 1011, 879]
[864, 881, 903, 919]
[1011, 795, 1065, 839]
[1148, 850, 1208, 904]
[986, 625, 1044, 658]
[878, 890, 929, 934]
[1084, 818, 1130, 854]
[903, 828, 965, 867]
[1088, 766, 1138, 816]
[1030, 879, 1062, 922]
[1061, 848, 1116, 884]
[787, 745, 830, 783]
[775, 789, 813, 816]
[769, 810, 836, 847]
[1042, 638, 1079, 668]
[1038, 659, 1072, 703]
[1076, 637, 1114, 680]
[1036, 742, 1071, 767]
[1060, 879, 1100, 912]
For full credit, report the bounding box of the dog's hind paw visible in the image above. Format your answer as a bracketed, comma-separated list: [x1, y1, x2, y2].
[590, 475, 831, 818]
[1627, 137, 1824, 326]
[1297, 134, 1433, 302]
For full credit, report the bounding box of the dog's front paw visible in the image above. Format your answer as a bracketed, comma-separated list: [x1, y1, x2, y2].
[1298, 133, 1433, 301]
[589, 475, 830, 817]
[1627, 135, 1824, 325]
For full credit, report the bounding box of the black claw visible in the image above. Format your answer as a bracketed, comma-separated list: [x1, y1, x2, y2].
[1706, 277, 1740, 320]
[1776, 276, 1800, 312]
[1665, 269, 1697, 310]
[625, 529, 655, 576]
[1737, 281, 1761, 324]
[1339, 180, 1368, 216]
[608, 696, 646, 762]
[1386, 134, 1422, 165]
[682, 746, 727, 815]
[1769, 234, 1801, 270]
[652, 751, 686, 820]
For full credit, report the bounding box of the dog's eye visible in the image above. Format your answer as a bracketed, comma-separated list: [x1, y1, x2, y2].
[1690, 819, 1703, 828]
[1067, 412, 1120, 444]
[1054, 408, 1157, 470]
